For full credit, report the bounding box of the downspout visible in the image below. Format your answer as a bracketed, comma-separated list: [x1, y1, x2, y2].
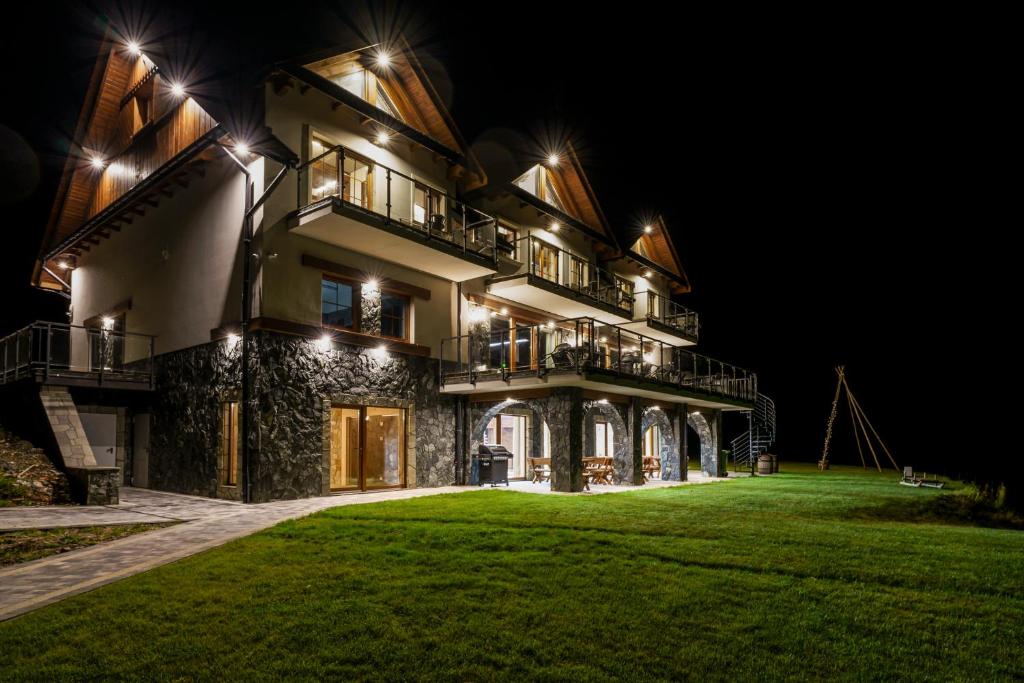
[219, 144, 292, 503]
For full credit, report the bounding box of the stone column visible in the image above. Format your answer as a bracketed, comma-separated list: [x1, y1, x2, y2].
[547, 388, 584, 492]
[360, 283, 382, 336]
[627, 397, 645, 485]
[711, 409, 726, 477]
[674, 403, 688, 482]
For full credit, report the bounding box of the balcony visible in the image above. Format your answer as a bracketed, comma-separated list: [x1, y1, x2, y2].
[289, 144, 513, 282]
[618, 291, 699, 346]
[0, 322, 155, 390]
[487, 237, 635, 324]
[439, 317, 755, 409]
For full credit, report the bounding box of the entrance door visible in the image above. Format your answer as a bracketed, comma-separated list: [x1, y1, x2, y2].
[80, 412, 117, 468]
[133, 413, 150, 487]
[330, 405, 406, 491]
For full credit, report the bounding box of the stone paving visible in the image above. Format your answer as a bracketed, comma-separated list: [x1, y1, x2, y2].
[0, 486, 464, 622]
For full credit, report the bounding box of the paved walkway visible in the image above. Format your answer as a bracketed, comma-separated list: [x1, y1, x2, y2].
[0, 486, 464, 622]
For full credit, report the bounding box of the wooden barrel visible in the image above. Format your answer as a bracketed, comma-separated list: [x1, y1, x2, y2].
[757, 454, 772, 475]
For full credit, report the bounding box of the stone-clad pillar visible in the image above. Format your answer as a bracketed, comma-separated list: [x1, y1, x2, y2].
[673, 403, 688, 482]
[627, 397, 645, 485]
[547, 388, 584, 492]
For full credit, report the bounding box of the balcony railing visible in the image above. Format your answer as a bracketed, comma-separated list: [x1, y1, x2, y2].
[0, 322, 155, 387]
[295, 144, 503, 262]
[440, 317, 755, 403]
[641, 291, 699, 339]
[506, 236, 635, 316]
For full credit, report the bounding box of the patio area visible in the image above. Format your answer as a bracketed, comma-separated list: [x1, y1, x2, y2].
[495, 470, 745, 495]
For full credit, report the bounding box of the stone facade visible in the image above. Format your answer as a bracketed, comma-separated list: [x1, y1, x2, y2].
[66, 466, 120, 505]
[148, 331, 455, 502]
[38, 386, 98, 469]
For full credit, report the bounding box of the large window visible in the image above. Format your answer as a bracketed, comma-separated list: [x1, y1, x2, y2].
[342, 153, 373, 208]
[322, 278, 354, 329]
[533, 241, 559, 282]
[595, 419, 615, 457]
[615, 276, 635, 310]
[413, 183, 445, 227]
[644, 425, 662, 458]
[380, 293, 408, 339]
[310, 135, 340, 201]
[220, 401, 239, 486]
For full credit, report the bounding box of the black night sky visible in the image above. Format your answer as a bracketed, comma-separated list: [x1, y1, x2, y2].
[0, 2, 993, 476]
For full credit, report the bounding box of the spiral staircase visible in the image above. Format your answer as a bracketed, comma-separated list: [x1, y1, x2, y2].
[730, 393, 776, 472]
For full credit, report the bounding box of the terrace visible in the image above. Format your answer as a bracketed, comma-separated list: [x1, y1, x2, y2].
[440, 317, 755, 409]
[0, 322, 155, 390]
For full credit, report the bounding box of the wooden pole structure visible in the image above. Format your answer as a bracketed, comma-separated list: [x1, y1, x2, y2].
[846, 383, 882, 472]
[818, 366, 845, 470]
[846, 387, 900, 470]
[845, 386, 868, 469]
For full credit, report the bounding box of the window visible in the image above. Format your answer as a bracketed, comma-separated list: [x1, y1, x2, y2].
[380, 292, 408, 339]
[570, 256, 590, 291]
[220, 401, 239, 486]
[375, 83, 403, 120]
[595, 419, 615, 457]
[533, 240, 559, 282]
[615, 277, 635, 310]
[322, 278, 354, 329]
[413, 184, 444, 227]
[542, 174, 565, 212]
[644, 425, 661, 458]
[333, 69, 367, 98]
[511, 165, 567, 212]
[342, 153, 373, 208]
[310, 135, 340, 201]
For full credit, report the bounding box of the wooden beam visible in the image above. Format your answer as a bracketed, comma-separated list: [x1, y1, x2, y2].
[143, 196, 159, 208]
[301, 253, 432, 300]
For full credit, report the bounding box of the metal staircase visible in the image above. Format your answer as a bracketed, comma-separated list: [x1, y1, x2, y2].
[731, 393, 776, 472]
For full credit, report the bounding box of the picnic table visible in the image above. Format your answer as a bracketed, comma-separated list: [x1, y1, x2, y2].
[583, 456, 615, 485]
[643, 456, 662, 481]
[527, 457, 551, 483]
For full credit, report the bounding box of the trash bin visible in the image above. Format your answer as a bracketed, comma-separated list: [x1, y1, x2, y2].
[757, 454, 773, 475]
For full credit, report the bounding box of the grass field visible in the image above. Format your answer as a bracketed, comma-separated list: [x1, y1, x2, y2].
[0, 464, 1021, 681]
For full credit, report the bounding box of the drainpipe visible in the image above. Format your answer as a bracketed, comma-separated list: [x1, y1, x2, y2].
[220, 144, 291, 503]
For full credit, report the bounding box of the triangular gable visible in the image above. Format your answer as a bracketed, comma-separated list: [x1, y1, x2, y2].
[302, 39, 486, 190]
[509, 143, 617, 248]
[630, 216, 691, 290]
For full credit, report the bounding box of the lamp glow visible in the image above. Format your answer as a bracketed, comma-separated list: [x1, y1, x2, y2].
[170, 82, 185, 97]
[90, 157, 105, 169]
[371, 344, 388, 360]
[226, 333, 240, 346]
[127, 41, 141, 56]
[234, 142, 249, 156]
[375, 50, 392, 68]
[57, 261, 69, 270]
[101, 316, 115, 329]
[549, 221, 560, 232]
[365, 278, 379, 290]
[643, 224, 653, 233]
[318, 334, 332, 352]
[375, 131, 391, 145]
[547, 154, 560, 166]
[499, 307, 508, 315]
[643, 269, 653, 278]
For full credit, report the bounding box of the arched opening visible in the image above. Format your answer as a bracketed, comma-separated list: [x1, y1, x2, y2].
[471, 399, 549, 482]
[687, 411, 716, 476]
[583, 401, 631, 483]
[642, 406, 679, 480]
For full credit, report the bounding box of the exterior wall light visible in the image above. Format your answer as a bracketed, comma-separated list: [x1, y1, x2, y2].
[226, 333, 240, 346]
[499, 307, 509, 315]
[643, 269, 653, 278]
[599, 336, 607, 343]
[375, 50, 392, 68]
[371, 344, 388, 360]
[547, 154, 560, 166]
[318, 333, 332, 352]
[598, 398, 609, 404]
[365, 278, 379, 290]
[375, 131, 391, 145]
[234, 143, 249, 156]
[549, 222, 560, 232]
[127, 41, 141, 56]
[170, 82, 186, 97]
[57, 261, 69, 270]
[644, 225, 653, 234]
[90, 157, 105, 169]
[101, 316, 115, 330]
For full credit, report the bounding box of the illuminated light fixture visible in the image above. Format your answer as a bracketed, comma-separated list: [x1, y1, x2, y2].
[90, 156, 105, 169]
[226, 333, 240, 346]
[476, 364, 488, 371]
[489, 311, 497, 317]
[652, 405, 662, 411]
[599, 336, 607, 343]
[375, 131, 391, 145]
[365, 278, 379, 290]
[598, 398, 609, 404]
[549, 222, 560, 232]
[644, 225, 653, 234]
[101, 316, 115, 330]
[499, 307, 508, 315]
[234, 142, 249, 156]
[546, 321, 555, 328]
[375, 50, 392, 68]
[643, 269, 654, 278]
[57, 261, 69, 270]
[547, 153, 560, 166]
[318, 333, 332, 352]
[469, 307, 488, 323]
[127, 41, 141, 56]
[690, 410, 701, 416]
[170, 82, 186, 97]
[371, 344, 388, 360]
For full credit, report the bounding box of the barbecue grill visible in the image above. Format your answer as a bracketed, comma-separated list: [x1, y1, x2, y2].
[475, 444, 511, 486]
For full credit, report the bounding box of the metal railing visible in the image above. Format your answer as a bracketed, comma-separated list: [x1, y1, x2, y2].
[641, 291, 699, 340]
[439, 317, 755, 402]
[731, 393, 777, 472]
[0, 321, 155, 387]
[508, 236, 635, 316]
[295, 143, 503, 262]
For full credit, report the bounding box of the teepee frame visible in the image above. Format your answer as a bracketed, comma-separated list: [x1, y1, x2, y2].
[818, 366, 899, 471]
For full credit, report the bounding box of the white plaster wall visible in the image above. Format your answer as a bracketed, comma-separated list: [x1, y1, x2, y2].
[70, 155, 263, 357]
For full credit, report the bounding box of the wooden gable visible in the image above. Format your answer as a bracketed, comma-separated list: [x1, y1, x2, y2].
[630, 216, 690, 288]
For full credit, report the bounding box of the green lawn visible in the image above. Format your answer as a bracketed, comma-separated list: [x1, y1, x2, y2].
[1, 465, 1021, 681]
[1, 524, 174, 567]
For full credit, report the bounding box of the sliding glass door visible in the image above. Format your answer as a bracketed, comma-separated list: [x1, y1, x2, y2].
[330, 405, 406, 491]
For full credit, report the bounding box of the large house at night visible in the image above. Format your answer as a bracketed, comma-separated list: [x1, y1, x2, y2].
[1, 29, 774, 503]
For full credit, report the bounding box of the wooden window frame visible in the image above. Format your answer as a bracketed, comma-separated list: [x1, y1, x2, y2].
[321, 275, 360, 332]
[378, 289, 411, 342]
[220, 401, 240, 487]
[330, 403, 408, 491]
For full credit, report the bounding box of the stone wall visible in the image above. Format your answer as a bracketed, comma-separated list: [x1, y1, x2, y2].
[148, 331, 456, 502]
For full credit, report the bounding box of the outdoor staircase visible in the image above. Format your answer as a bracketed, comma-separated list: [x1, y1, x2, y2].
[730, 393, 776, 472]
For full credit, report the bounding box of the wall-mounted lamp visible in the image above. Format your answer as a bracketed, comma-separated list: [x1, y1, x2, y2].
[318, 333, 332, 352]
